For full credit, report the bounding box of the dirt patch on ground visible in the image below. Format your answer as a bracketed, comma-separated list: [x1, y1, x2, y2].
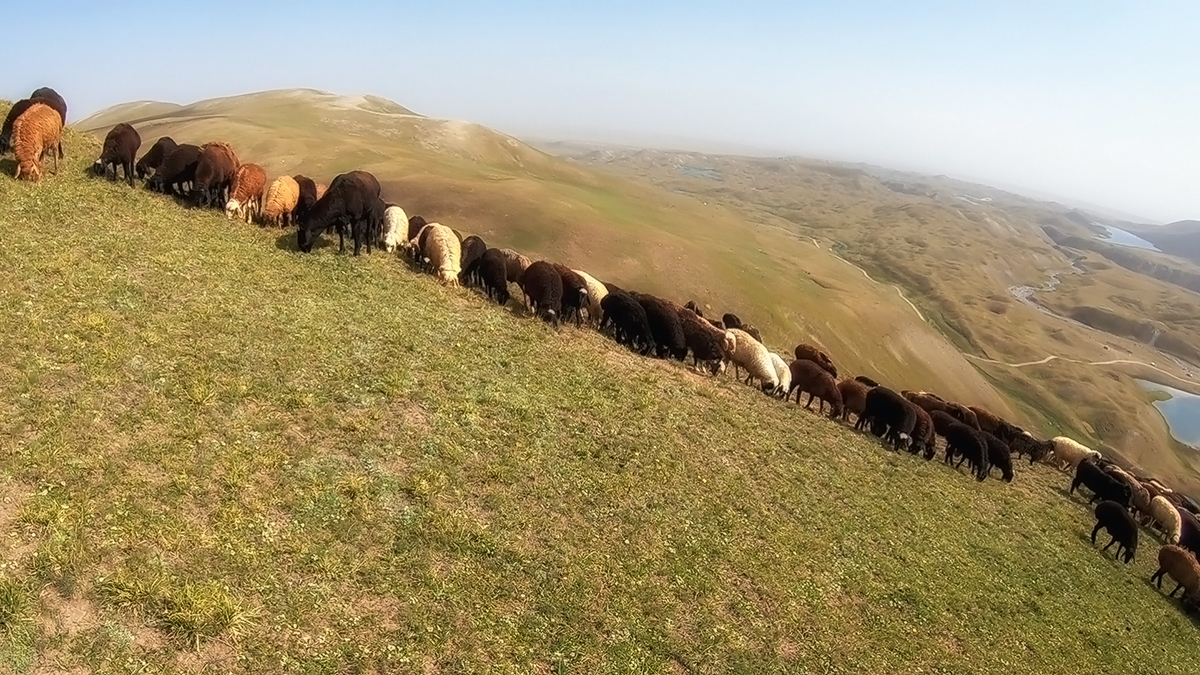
[174, 639, 235, 672]
[0, 482, 34, 561]
[40, 588, 99, 637]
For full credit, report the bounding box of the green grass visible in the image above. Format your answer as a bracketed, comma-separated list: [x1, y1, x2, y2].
[2, 115, 1200, 673]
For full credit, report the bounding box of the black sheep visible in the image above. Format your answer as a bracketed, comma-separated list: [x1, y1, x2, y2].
[519, 261, 563, 326]
[684, 300, 704, 317]
[854, 375, 880, 388]
[459, 235, 488, 286]
[552, 264, 590, 327]
[298, 170, 382, 255]
[1009, 432, 1054, 466]
[1179, 510, 1200, 557]
[911, 406, 936, 460]
[946, 402, 981, 430]
[93, 123, 141, 187]
[293, 175, 320, 222]
[1071, 460, 1132, 507]
[602, 280, 625, 295]
[476, 248, 511, 306]
[1092, 500, 1138, 564]
[677, 307, 728, 374]
[856, 386, 916, 451]
[634, 294, 688, 361]
[407, 215, 428, 242]
[600, 292, 653, 354]
[722, 313, 743, 330]
[151, 144, 202, 196]
[135, 137, 177, 180]
[982, 432, 1014, 482]
[929, 409, 957, 438]
[944, 422, 990, 481]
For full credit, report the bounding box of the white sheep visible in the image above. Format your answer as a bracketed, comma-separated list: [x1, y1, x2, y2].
[421, 223, 462, 285]
[724, 328, 778, 393]
[380, 205, 409, 253]
[571, 269, 609, 326]
[770, 352, 791, 398]
[1047, 436, 1101, 472]
[1149, 495, 1183, 544]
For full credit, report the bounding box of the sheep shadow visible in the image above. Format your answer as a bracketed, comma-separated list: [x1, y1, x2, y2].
[1139, 576, 1200, 628]
[0, 157, 14, 176]
[274, 229, 335, 253]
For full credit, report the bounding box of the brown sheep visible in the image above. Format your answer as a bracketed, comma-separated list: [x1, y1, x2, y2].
[11, 103, 62, 182]
[836, 378, 870, 423]
[794, 343, 838, 378]
[194, 142, 240, 208]
[225, 164, 267, 223]
[903, 390, 950, 416]
[946, 402, 981, 429]
[501, 248, 533, 283]
[968, 405, 1004, 434]
[262, 176, 300, 227]
[788, 360, 843, 417]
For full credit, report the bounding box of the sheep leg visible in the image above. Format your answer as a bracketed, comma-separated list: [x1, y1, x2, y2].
[1102, 536, 1117, 553]
[1169, 583, 1183, 598]
[1090, 523, 1103, 545]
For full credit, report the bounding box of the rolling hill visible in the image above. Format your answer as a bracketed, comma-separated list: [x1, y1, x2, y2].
[7, 100, 1200, 674]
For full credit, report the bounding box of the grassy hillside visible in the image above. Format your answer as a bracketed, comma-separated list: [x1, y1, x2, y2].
[3, 106, 1200, 674]
[74, 89, 1012, 420]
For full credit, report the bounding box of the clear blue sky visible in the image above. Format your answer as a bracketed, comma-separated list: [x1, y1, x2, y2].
[7, 1, 1198, 222]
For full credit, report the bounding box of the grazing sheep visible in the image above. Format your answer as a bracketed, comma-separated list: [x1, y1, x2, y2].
[553, 264, 591, 328]
[92, 123, 141, 187]
[135, 136, 177, 180]
[573, 269, 609, 326]
[420, 224, 462, 285]
[10, 103, 63, 182]
[600, 291, 654, 354]
[982, 432, 1014, 482]
[855, 375, 880, 388]
[1148, 496, 1184, 544]
[1, 90, 66, 157]
[945, 402, 981, 430]
[722, 313, 742, 330]
[501, 248, 533, 284]
[1152, 545, 1200, 600]
[379, 205, 409, 253]
[293, 175, 321, 223]
[29, 87, 67, 123]
[520, 261, 563, 326]
[298, 170, 382, 255]
[1010, 431, 1054, 465]
[477, 248, 512, 305]
[224, 163, 267, 223]
[406, 215, 428, 242]
[459, 236, 488, 285]
[1048, 436, 1101, 472]
[770, 353, 791, 398]
[788, 360, 842, 416]
[793, 343, 838, 378]
[262, 176, 300, 227]
[635, 294, 688, 360]
[1071, 460, 1132, 507]
[836, 379, 871, 424]
[1091, 500, 1138, 564]
[677, 306, 729, 375]
[968, 405, 1005, 435]
[193, 142, 239, 208]
[856, 387, 916, 451]
[945, 421, 990, 481]
[911, 405, 936, 459]
[684, 300, 704, 317]
[1129, 481, 1153, 521]
[902, 390, 951, 416]
[929, 409, 958, 439]
[152, 144, 202, 196]
[725, 328, 778, 393]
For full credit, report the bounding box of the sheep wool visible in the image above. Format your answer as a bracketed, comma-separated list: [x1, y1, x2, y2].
[1049, 436, 1101, 472]
[381, 205, 409, 253]
[1152, 545, 1200, 600]
[725, 328, 777, 392]
[225, 163, 267, 223]
[421, 224, 463, 285]
[572, 269, 609, 326]
[1150, 495, 1183, 544]
[262, 176, 300, 227]
[12, 103, 62, 182]
[770, 352, 791, 397]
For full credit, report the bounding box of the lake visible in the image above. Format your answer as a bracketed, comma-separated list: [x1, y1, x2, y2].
[1137, 379, 1200, 447]
[1094, 222, 1161, 252]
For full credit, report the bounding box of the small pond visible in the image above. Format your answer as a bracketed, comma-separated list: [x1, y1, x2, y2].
[1136, 379, 1200, 447]
[1094, 222, 1161, 252]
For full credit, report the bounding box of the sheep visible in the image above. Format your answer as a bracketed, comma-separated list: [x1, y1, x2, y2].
[1129, 481, 1153, 521]
[553, 264, 591, 328]
[520, 261, 563, 326]
[600, 291, 653, 354]
[379, 205, 409, 253]
[929, 409, 957, 438]
[262, 176, 300, 227]
[193, 142, 239, 208]
[836, 379, 871, 424]
[911, 405, 936, 459]
[902, 390, 951, 416]
[476, 248, 512, 305]
[407, 215, 428, 242]
[982, 432, 1014, 482]
[298, 170, 382, 255]
[787, 359, 842, 416]
[1009, 431, 1054, 465]
[501, 249, 533, 284]
[634, 294, 688, 361]
[770, 353, 791, 398]
[945, 402, 980, 430]
[724, 328, 778, 393]
[677, 306, 729, 375]
[1148, 496, 1183, 544]
[684, 300, 704, 317]
[944, 421, 990, 481]
[1, 90, 66, 157]
[1048, 436, 1101, 472]
[293, 175, 321, 223]
[1152, 545, 1200, 601]
[151, 144, 202, 196]
[224, 163, 267, 223]
[793, 343, 837, 378]
[10, 103, 63, 182]
[722, 313, 742, 330]
[967, 405, 1006, 435]
[573, 269, 608, 326]
[459, 236, 488, 285]
[92, 123, 141, 187]
[854, 375, 880, 388]
[856, 387, 916, 451]
[420, 224, 462, 285]
[1091, 500, 1138, 564]
[29, 87, 67, 123]
[1070, 460, 1132, 507]
[135, 136, 177, 180]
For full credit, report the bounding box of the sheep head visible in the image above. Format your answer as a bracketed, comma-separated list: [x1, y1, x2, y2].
[224, 199, 242, 219]
[15, 160, 41, 182]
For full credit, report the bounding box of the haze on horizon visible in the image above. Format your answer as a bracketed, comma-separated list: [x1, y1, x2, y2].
[7, 1, 1197, 223]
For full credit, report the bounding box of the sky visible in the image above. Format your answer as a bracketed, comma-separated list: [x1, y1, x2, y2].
[7, 1, 1198, 223]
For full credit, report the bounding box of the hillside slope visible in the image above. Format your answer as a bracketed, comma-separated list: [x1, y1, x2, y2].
[75, 89, 1012, 419]
[3, 105, 1200, 673]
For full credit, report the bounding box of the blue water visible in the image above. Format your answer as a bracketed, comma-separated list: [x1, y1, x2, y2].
[1136, 379, 1200, 447]
[678, 165, 721, 180]
[1094, 223, 1161, 252]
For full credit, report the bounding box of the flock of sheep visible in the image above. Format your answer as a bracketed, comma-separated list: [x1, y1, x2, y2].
[6, 86, 1200, 617]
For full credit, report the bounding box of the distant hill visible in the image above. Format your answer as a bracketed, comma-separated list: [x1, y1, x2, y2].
[1128, 220, 1200, 265]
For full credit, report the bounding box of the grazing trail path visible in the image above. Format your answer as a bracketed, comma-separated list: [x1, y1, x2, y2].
[965, 353, 1196, 390]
